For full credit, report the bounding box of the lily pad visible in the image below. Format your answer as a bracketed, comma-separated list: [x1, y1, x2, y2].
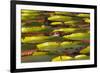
[52, 55, 73, 61]
[63, 32, 90, 40]
[74, 55, 90, 60]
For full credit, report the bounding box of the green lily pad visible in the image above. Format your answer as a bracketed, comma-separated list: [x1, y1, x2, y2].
[63, 32, 90, 40]
[22, 22, 44, 27]
[54, 12, 75, 16]
[50, 22, 63, 25]
[80, 46, 90, 54]
[52, 55, 73, 62]
[21, 43, 36, 51]
[37, 42, 60, 51]
[76, 13, 90, 18]
[21, 10, 40, 14]
[61, 42, 86, 49]
[53, 28, 78, 33]
[21, 36, 49, 43]
[21, 27, 53, 33]
[32, 52, 48, 56]
[83, 18, 90, 23]
[74, 55, 90, 60]
[21, 55, 56, 63]
[64, 20, 80, 25]
[48, 15, 72, 21]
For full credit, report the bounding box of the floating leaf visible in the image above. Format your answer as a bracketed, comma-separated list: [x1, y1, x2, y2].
[32, 52, 48, 56]
[53, 28, 78, 33]
[83, 18, 90, 23]
[64, 20, 79, 25]
[52, 55, 73, 61]
[21, 43, 36, 51]
[55, 12, 74, 16]
[50, 22, 62, 25]
[21, 13, 40, 17]
[61, 41, 85, 49]
[22, 27, 53, 33]
[21, 36, 49, 43]
[63, 32, 90, 40]
[80, 46, 90, 54]
[48, 15, 72, 21]
[37, 42, 60, 51]
[76, 13, 90, 18]
[21, 10, 40, 13]
[21, 55, 56, 62]
[74, 55, 90, 60]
